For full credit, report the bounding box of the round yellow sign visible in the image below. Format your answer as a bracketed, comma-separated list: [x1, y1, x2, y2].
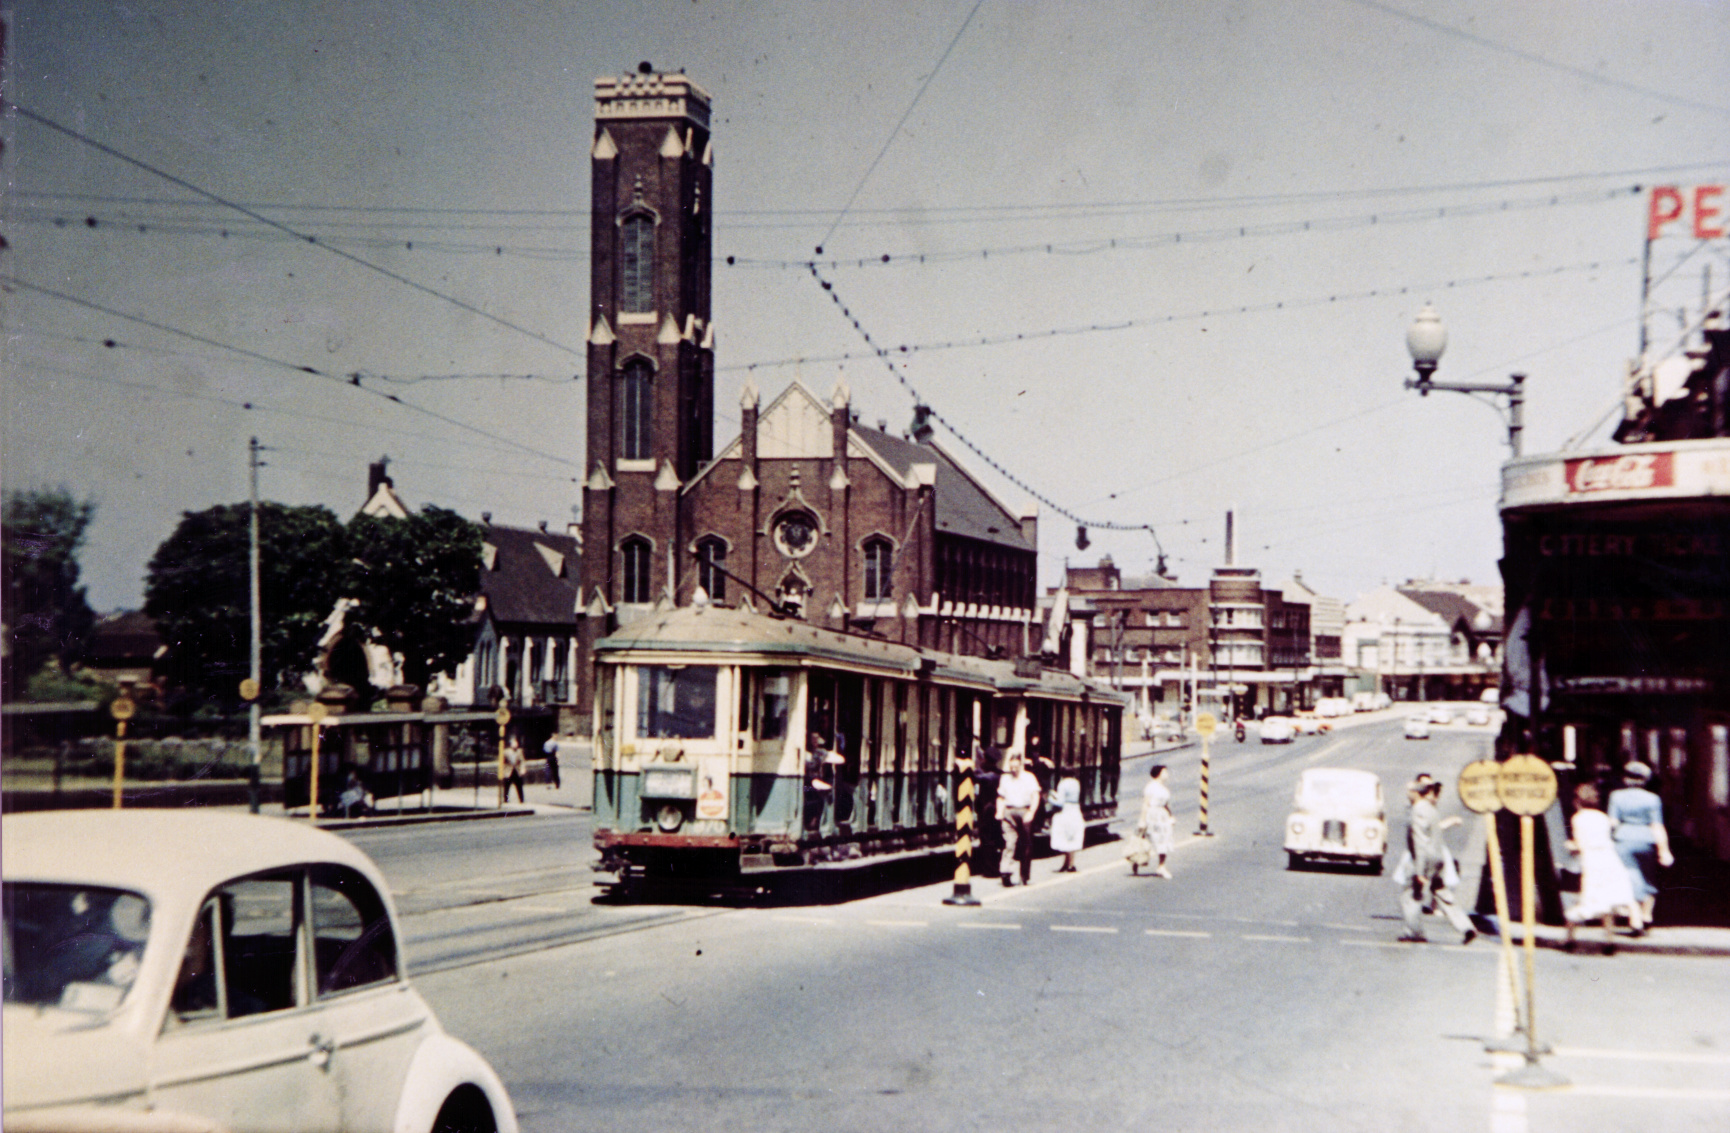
[494, 706, 512, 727]
[1195, 712, 1217, 738]
[306, 701, 329, 724]
[1456, 759, 1503, 814]
[1495, 754, 1558, 816]
[109, 697, 136, 721]
[239, 678, 261, 702]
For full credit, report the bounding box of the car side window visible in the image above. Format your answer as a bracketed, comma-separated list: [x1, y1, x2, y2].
[218, 876, 302, 1018]
[309, 865, 398, 996]
[168, 900, 223, 1024]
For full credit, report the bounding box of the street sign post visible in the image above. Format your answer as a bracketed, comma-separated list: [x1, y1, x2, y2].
[1493, 755, 1566, 1089]
[1194, 712, 1216, 836]
[306, 702, 329, 824]
[1458, 760, 1526, 1054]
[109, 697, 135, 809]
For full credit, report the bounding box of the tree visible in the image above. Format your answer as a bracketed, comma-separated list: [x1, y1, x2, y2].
[3, 488, 98, 698]
[344, 506, 483, 692]
[144, 503, 348, 704]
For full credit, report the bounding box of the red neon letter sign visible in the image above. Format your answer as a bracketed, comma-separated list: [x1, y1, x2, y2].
[1695, 185, 1725, 240]
[1648, 186, 1684, 240]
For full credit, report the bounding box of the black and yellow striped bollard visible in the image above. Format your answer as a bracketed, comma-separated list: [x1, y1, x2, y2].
[943, 753, 980, 906]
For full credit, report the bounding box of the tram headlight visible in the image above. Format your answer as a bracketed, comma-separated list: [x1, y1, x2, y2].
[656, 803, 685, 833]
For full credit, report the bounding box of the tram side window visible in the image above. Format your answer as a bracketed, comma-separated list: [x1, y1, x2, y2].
[637, 666, 718, 739]
[758, 670, 791, 740]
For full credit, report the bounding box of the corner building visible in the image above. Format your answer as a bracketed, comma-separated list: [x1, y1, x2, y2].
[577, 70, 1038, 711]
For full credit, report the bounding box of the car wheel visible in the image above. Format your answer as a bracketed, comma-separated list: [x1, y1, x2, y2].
[431, 1085, 497, 1133]
[1286, 852, 1302, 871]
[1366, 858, 1384, 876]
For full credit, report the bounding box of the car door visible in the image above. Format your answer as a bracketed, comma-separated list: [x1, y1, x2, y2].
[150, 873, 342, 1132]
[304, 864, 433, 1133]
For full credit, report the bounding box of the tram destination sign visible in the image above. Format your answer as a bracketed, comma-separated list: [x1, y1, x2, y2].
[1552, 675, 1713, 695]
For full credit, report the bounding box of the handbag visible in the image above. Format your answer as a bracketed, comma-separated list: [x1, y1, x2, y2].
[1124, 830, 1152, 866]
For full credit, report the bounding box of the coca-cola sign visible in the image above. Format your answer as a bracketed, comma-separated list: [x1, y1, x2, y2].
[1564, 452, 1674, 495]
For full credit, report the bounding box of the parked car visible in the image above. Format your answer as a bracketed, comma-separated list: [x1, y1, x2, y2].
[1404, 714, 1432, 739]
[1259, 716, 1296, 744]
[1315, 697, 1353, 719]
[1465, 705, 1491, 726]
[1480, 687, 1500, 704]
[1284, 768, 1386, 872]
[1427, 705, 1453, 725]
[2, 810, 518, 1133]
[1292, 714, 1325, 736]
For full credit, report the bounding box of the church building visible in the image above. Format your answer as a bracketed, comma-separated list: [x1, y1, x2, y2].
[575, 67, 1039, 710]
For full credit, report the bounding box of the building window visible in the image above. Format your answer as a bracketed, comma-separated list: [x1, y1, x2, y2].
[621, 214, 654, 313]
[621, 537, 652, 604]
[863, 538, 893, 601]
[621, 360, 652, 460]
[697, 538, 726, 602]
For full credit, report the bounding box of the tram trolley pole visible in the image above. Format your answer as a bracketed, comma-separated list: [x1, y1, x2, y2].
[944, 745, 981, 907]
[1194, 711, 1217, 836]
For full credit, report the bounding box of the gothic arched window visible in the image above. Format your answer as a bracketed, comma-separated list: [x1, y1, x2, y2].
[696, 538, 727, 603]
[862, 538, 893, 601]
[621, 214, 654, 313]
[621, 537, 653, 604]
[621, 360, 652, 460]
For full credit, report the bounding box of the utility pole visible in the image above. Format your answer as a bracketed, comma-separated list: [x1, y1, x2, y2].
[246, 437, 264, 813]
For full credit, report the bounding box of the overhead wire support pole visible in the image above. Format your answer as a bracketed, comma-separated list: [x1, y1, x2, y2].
[247, 437, 266, 813]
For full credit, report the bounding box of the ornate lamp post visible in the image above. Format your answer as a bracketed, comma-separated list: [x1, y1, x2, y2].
[1405, 304, 1526, 457]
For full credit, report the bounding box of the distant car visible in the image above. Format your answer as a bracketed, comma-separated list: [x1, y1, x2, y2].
[1315, 697, 1353, 719]
[1480, 688, 1500, 704]
[1259, 716, 1296, 743]
[1291, 714, 1325, 736]
[1427, 705, 1453, 725]
[1404, 714, 1431, 739]
[1284, 768, 1386, 872]
[2, 810, 518, 1133]
[1465, 705, 1491, 726]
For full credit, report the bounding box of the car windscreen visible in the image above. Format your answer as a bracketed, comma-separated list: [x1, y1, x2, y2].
[3, 882, 152, 1013]
[1297, 775, 1378, 812]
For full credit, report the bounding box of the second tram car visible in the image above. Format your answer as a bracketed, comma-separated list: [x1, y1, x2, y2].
[591, 603, 1128, 885]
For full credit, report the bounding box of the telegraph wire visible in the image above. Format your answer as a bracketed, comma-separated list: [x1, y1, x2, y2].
[8, 104, 587, 360]
[740, 185, 1643, 269]
[816, 0, 986, 250]
[1, 274, 580, 467]
[806, 262, 1159, 545]
[723, 256, 1638, 373]
[1341, 0, 1730, 118]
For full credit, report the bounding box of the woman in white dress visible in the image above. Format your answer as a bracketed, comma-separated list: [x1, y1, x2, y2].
[1137, 764, 1175, 879]
[1566, 782, 1643, 950]
[1048, 776, 1084, 873]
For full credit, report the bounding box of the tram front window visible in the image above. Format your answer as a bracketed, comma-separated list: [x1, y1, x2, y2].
[759, 670, 791, 740]
[637, 666, 718, 739]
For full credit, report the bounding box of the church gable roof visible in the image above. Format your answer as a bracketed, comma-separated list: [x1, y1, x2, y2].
[852, 428, 1033, 552]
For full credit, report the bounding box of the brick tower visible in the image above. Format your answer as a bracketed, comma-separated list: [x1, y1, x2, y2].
[579, 64, 714, 679]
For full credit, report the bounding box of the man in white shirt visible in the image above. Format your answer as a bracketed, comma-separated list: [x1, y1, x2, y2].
[997, 754, 1042, 886]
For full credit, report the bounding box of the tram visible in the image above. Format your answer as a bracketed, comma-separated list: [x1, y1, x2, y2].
[590, 602, 1129, 886]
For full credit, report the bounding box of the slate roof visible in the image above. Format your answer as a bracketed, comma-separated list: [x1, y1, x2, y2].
[1397, 587, 1503, 636]
[479, 524, 580, 627]
[87, 610, 163, 664]
[851, 428, 1033, 552]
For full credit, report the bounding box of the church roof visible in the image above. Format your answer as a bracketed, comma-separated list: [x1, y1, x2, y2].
[852, 428, 1034, 552]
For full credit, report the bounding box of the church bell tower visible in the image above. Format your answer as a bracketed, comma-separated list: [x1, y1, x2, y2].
[580, 64, 714, 634]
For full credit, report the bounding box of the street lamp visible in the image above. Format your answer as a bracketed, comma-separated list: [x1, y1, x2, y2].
[1405, 304, 1526, 457]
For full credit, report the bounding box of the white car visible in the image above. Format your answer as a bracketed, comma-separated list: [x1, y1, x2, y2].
[1404, 714, 1431, 739]
[3, 810, 518, 1133]
[1292, 714, 1325, 736]
[1259, 716, 1295, 743]
[1465, 705, 1491, 726]
[1284, 768, 1386, 872]
[1427, 705, 1453, 725]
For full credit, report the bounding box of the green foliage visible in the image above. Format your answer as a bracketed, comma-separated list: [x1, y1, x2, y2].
[3, 488, 98, 698]
[144, 502, 348, 704]
[24, 665, 116, 707]
[344, 506, 483, 691]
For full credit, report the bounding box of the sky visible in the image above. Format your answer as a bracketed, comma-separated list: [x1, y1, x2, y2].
[4, 0, 1728, 614]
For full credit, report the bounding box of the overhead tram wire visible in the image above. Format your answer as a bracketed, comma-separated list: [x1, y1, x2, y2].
[9, 104, 586, 362]
[720, 255, 1638, 374]
[804, 263, 1163, 553]
[1, 274, 579, 469]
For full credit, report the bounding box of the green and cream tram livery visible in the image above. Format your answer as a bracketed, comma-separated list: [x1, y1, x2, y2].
[591, 605, 1127, 883]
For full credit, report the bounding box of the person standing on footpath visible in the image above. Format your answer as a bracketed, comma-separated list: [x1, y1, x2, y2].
[997, 753, 1041, 886]
[501, 735, 527, 804]
[974, 744, 1003, 877]
[1565, 781, 1644, 950]
[1608, 761, 1673, 932]
[1397, 779, 1477, 944]
[1138, 764, 1175, 879]
[541, 733, 564, 789]
[1048, 776, 1084, 873]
